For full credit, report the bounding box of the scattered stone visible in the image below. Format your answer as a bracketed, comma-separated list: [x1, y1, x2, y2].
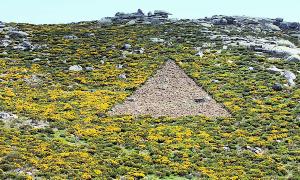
[69, 65, 83, 71]
[248, 67, 254, 71]
[223, 146, 230, 151]
[116, 64, 123, 69]
[123, 43, 131, 49]
[0, 39, 11, 47]
[64, 35, 78, 40]
[195, 50, 204, 57]
[135, 48, 145, 54]
[85, 67, 94, 71]
[150, 38, 165, 43]
[0, 112, 18, 119]
[119, 74, 127, 79]
[247, 146, 263, 154]
[24, 75, 42, 86]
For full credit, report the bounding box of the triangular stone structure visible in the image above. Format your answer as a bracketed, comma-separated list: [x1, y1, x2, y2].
[109, 60, 230, 118]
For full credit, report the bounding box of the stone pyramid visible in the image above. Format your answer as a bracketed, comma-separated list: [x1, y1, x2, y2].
[109, 60, 230, 118]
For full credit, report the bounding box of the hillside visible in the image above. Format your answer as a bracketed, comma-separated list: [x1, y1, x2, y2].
[0, 10, 300, 179]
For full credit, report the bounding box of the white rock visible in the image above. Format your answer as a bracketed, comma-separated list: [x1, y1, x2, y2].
[195, 50, 204, 57]
[200, 22, 213, 28]
[267, 65, 283, 74]
[277, 39, 296, 48]
[119, 74, 126, 79]
[0, 112, 18, 119]
[287, 54, 300, 62]
[265, 23, 281, 31]
[69, 65, 83, 71]
[126, 20, 136, 25]
[284, 70, 296, 86]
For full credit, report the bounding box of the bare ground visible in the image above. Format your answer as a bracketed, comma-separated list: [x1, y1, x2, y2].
[109, 60, 230, 118]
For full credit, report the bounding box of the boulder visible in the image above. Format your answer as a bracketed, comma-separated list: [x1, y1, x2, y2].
[136, 9, 144, 16]
[272, 83, 283, 91]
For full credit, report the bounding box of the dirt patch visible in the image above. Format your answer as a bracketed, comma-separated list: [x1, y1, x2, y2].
[109, 60, 230, 118]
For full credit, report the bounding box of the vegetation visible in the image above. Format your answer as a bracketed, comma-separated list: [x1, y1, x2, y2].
[0, 22, 299, 179]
